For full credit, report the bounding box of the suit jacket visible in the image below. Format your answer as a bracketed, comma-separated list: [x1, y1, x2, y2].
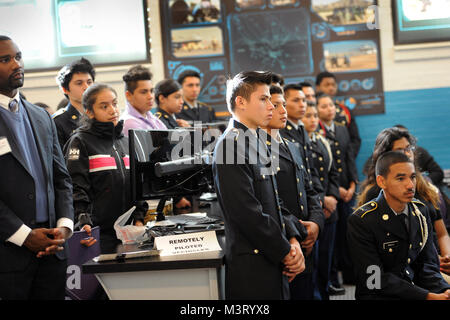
[280, 122, 325, 201]
[52, 103, 81, 150]
[213, 119, 303, 300]
[0, 99, 74, 272]
[347, 191, 450, 300]
[176, 101, 217, 123]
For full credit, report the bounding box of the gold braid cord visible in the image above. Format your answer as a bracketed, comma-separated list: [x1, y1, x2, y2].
[412, 203, 428, 253]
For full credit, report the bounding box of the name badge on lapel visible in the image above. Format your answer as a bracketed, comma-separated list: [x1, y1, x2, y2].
[383, 240, 399, 250]
[0, 137, 12, 156]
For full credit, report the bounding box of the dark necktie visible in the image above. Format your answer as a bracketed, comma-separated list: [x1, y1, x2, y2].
[297, 125, 306, 144]
[8, 99, 18, 113]
[398, 213, 409, 233]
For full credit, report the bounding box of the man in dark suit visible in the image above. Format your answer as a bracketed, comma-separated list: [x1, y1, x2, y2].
[348, 151, 450, 300]
[52, 58, 95, 149]
[0, 36, 74, 300]
[176, 70, 217, 124]
[213, 71, 305, 299]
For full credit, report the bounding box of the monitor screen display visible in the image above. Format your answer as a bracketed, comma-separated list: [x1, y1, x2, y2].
[0, 0, 149, 71]
[393, 0, 450, 44]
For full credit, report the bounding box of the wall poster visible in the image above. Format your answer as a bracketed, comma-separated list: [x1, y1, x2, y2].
[160, 0, 384, 117]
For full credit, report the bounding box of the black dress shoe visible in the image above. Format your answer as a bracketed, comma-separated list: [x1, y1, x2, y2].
[328, 284, 346, 296]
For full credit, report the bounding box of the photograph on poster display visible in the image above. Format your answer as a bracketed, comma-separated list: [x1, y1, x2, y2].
[323, 40, 378, 73]
[228, 9, 313, 75]
[171, 26, 223, 58]
[269, 0, 298, 6]
[170, 0, 221, 25]
[312, 0, 375, 26]
[235, 0, 265, 9]
[159, 0, 385, 115]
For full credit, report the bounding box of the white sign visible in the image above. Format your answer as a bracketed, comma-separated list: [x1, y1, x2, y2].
[154, 231, 221, 256]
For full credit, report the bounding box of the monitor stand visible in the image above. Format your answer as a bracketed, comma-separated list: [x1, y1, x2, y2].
[156, 196, 170, 221]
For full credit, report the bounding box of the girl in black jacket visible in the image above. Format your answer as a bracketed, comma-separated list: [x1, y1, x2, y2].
[64, 83, 146, 253]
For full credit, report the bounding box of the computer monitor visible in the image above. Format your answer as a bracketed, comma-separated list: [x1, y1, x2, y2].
[128, 128, 213, 207]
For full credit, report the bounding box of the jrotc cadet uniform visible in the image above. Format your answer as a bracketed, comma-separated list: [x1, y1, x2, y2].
[280, 120, 325, 201]
[52, 103, 82, 150]
[318, 120, 358, 286]
[213, 119, 305, 300]
[318, 121, 358, 191]
[334, 102, 361, 158]
[154, 107, 178, 129]
[265, 133, 323, 299]
[309, 131, 341, 300]
[348, 191, 450, 299]
[176, 100, 217, 124]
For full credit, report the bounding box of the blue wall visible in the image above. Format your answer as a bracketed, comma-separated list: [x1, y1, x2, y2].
[354, 87, 450, 182]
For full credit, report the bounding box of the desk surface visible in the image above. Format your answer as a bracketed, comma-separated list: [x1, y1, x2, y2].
[83, 198, 225, 275]
[83, 245, 224, 274]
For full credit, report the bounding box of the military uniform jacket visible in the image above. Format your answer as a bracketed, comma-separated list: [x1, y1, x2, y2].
[310, 132, 341, 223]
[334, 102, 361, 158]
[52, 103, 81, 150]
[347, 191, 450, 300]
[267, 134, 324, 273]
[176, 100, 217, 123]
[280, 121, 325, 201]
[212, 119, 304, 300]
[154, 107, 178, 129]
[319, 121, 358, 189]
[266, 134, 324, 231]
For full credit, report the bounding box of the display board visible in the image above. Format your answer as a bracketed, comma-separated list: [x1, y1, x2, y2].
[393, 0, 450, 44]
[160, 0, 384, 116]
[0, 0, 150, 71]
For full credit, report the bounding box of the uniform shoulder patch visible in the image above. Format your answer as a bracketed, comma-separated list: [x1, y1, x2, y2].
[52, 108, 66, 118]
[334, 120, 345, 127]
[353, 201, 377, 218]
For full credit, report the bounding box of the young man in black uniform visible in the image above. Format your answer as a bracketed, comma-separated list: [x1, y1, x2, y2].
[316, 71, 361, 158]
[262, 85, 323, 300]
[317, 92, 358, 292]
[280, 84, 324, 203]
[213, 71, 305, 300]
[348, 151, 450, 300]
[302, 102, 341, 300]
[176, 70, 217, 124]
[53, 58, 95, 149]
